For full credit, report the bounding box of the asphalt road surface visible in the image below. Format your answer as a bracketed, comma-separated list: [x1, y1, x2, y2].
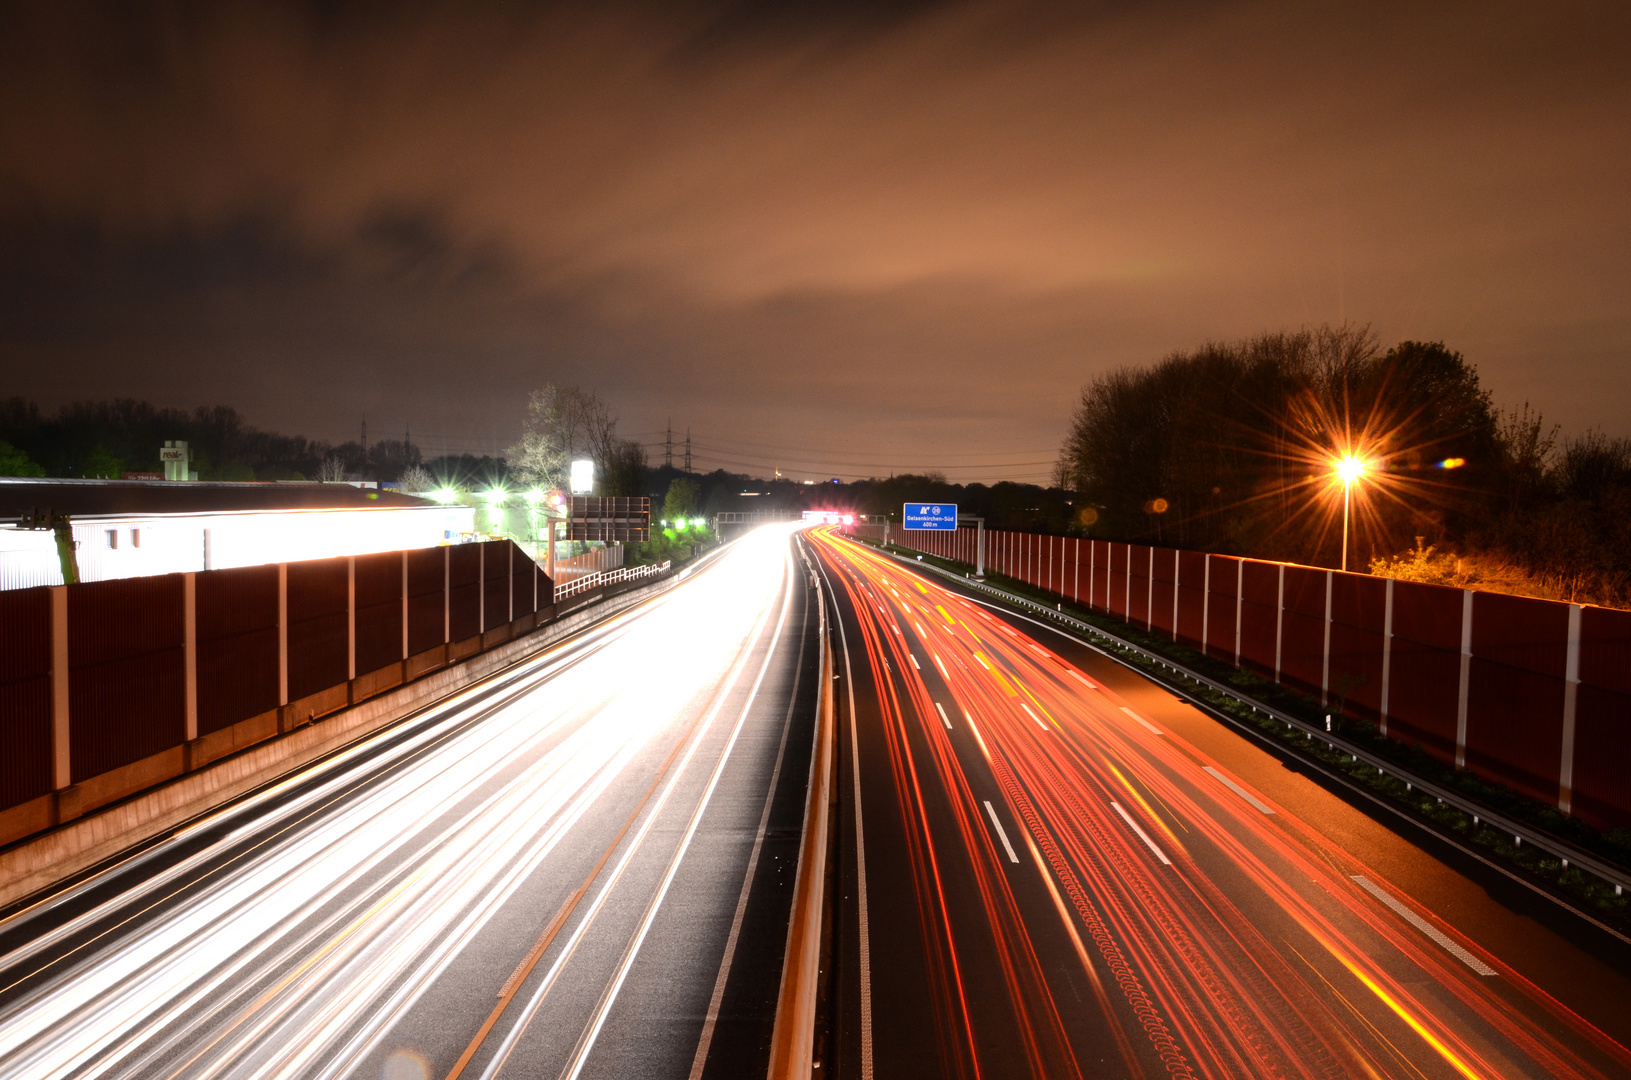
[808, 526, 1631, 1080]
[0, 523, 818, 1080]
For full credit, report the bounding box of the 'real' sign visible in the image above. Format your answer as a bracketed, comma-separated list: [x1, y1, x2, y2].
[903, 503, 957, 530]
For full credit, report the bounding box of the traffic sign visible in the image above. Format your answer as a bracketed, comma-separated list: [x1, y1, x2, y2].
[903, 503, 958, 530]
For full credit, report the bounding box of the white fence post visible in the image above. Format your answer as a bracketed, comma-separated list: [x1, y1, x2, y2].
[278, 563, 289, 706]
[51, 585, 70, 792]
[1559, 604, 1582, 813]
[1321, 570, 1333, 708]
[184, 573, 198, 742]
[1379, 578, 1394, 736]
[1456, 590, 1474, 769]
[1274, 564, 1285, 683]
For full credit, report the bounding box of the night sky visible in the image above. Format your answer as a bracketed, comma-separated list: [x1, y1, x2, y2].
[2, 1, 1627, 483]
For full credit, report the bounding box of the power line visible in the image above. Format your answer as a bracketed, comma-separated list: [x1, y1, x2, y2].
[680, 434, 1058, 462]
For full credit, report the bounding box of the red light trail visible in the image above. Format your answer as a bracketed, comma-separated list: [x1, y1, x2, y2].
[808, 525, 1630, 1080]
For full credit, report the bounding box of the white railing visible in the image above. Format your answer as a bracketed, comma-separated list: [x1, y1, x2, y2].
[553, 560, 671, 603]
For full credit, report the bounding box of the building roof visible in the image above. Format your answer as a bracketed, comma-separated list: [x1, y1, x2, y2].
[0, 478, 440, 520]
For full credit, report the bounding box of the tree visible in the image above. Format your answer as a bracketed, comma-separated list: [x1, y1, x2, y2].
[81, 446, 122, 479]
[599, 438, 647, 497]
[1056, 325, 1508, 564]
[508, 385, 596, 491]
[663, 477, 700, 521]
[398, 464, 436, 492]
[0, 439, 45, 477]
[507, 384, 647, 496]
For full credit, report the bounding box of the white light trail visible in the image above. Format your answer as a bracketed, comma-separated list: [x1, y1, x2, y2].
[0, 525, 800, 1080]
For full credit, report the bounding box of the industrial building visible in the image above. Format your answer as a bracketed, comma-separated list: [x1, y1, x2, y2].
[0, 479, 474, 590]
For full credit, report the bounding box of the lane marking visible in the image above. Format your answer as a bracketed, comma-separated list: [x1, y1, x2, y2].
[1351, 876, 1497, 977]
[688, 609, 809, 1078]
[909, 654, 921, 671]
[467, 556, 791, 1080]
[818, 553, 874, 1078]
[983, 801, 1020, 863]
[1110, 801, 1172, 866]
[934, 653, 947, 677]
[1203, 766, 1275, 815]
[934, 702, 952, 730]
[972, 652, 991, 670]
[1019, 702, 1048, 732]
[915, 621, 928, 637]
[1119, 706, 1162, 735]
[1067, 669, 1097, 690]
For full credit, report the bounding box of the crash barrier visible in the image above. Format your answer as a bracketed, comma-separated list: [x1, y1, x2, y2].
[0, 540, 553, 845]
[857, 524, 1631, 833]
[553, 561, 671, 603]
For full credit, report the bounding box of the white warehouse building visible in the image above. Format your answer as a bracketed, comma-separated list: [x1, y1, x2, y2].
[0, 479, 476, 591]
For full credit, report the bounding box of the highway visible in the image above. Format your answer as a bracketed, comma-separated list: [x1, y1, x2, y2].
[807, 526, 1631, 1080]
[0, 523, 818, 1080]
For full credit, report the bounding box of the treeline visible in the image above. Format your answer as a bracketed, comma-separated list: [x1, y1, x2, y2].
[1057, 326, 1631, 606]
[0, 398, 428, 482]
[639, 465, 1069, 533]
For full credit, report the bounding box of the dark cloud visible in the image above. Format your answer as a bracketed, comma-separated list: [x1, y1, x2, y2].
[1, 0, 1626, 480]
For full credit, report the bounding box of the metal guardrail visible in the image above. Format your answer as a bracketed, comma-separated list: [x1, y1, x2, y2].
[884, 548, 1631, 903]
[552, 561, 670, 603]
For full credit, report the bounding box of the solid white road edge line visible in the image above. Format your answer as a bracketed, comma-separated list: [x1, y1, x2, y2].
[553, 555, 795, 1080]
[476, 562, 786, 1080]
[1119, 706, 1162, 735]
[1202, 766, 1275, 815]
[819, 547, 874, 1080]
[686, 599, 808, 1079]
[1351, 875, 1497, 977]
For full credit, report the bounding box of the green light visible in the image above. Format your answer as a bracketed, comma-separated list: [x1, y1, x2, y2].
[431, 487, 457, 504]
[524, 488, 544, 503]
[483, 487, 508, 503]
[692, 518, 705, 527]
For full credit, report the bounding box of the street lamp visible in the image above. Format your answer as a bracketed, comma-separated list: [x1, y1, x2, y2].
[1334, 455, 1368, 572]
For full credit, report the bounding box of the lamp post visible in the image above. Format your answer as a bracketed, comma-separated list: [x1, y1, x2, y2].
[1334, 455, 1367, 572]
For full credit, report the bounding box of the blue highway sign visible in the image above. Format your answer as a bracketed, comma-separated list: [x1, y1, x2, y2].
[903, 503, 958, 530]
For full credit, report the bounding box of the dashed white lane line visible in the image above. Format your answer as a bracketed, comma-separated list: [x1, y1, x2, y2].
[1203, 766, 1275, 814]
[1067, 669, 1097, 690]
[1120, 706, 1162, 735]
[984, 801, 1020, 863]
[909, 654, 921, 670]
[1351, 875, 1497, 976]
[1019, 702, 1048, 732]
[934, 702, 952, 730]
[1111, 801, 1172, 866]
